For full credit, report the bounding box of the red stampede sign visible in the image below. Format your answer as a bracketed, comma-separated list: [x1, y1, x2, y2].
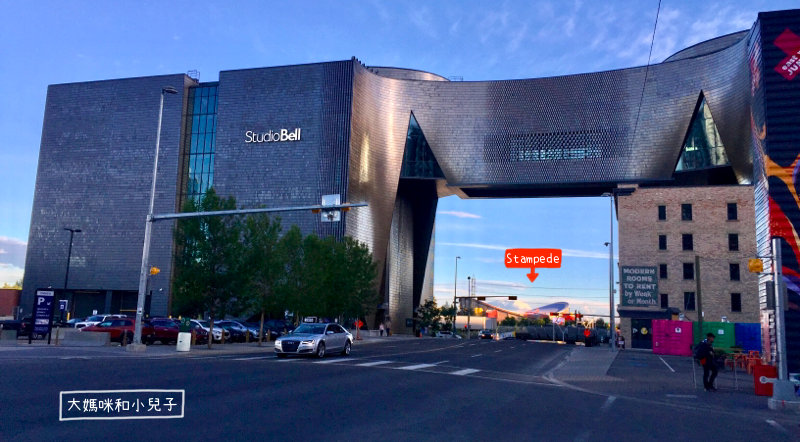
[774, 28, 800, 81]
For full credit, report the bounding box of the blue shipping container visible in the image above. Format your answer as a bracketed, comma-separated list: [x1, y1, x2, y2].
[734, 323, 761, 352]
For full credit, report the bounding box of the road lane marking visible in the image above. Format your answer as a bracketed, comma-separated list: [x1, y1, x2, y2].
[398, 363, 436, 370]
[494, 350, 502, 353]
[231, 356, 275, 361]
[471, 354, 482, 358]
[451, 368, 480, 376]
[600, 396, 616, 411]
[766, 420, 786, 433]
[314, 358, 355, 364]
[357, 360, 393, 367]
[665, 394, 696, 398]
[659, 357, 675, 373]
[277, 358, 302, 363]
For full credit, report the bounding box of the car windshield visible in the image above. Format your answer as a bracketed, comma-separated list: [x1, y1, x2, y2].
[98, 321, 113, 327]
[86, 316, 104, 322]
[197, 321, 210, 327]
[293, 324, 326, 334]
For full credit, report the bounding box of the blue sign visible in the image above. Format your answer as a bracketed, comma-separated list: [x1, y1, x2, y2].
[59, 299, 68, 312]
[33, 290, 55, 334]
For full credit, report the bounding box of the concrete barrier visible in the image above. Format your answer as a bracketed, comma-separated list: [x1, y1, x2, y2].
[61, 330, 111, 347]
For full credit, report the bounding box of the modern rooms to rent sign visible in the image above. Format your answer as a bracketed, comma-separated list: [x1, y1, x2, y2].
[620, 266, 658, 307]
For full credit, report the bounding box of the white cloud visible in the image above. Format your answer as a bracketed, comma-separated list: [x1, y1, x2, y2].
[0, 249, 5, 254]
[0, 237, 26, 268]
[0, 263, 23, 286]
[439, 211, 481, 219]
[0, 237, 26, 246]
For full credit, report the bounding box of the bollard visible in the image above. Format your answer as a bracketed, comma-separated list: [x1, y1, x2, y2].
[55, 327, 60, 345]
[221, 330, 225, 345]
[246, 331, 249, 343]
[191, 330, 196, 346]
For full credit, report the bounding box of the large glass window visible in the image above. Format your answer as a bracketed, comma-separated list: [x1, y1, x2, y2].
[682, 234, 693, 251]
[181, 83, 219, 204]
[728, 234, 739, 252]
[684, 292, 696, 311]
[401, 113, 444, 178]
[659, 235, 667, 251]
[675, 97, 730, 172]
[683, 262, 694, 280]
[681, 204, 692, 221]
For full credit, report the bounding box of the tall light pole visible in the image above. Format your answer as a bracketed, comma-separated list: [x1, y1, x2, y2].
[453, 256, 460, 334]
[130, 86, 177, 351]
[467, 276, 472, 339]
[602, 192, 616, 352]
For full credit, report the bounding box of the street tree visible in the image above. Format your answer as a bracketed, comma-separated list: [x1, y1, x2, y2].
[242, 214, 282, 346]
[500, 316, 517, 327]
[416, 299, 442, 334]
[440, 303, 456, 331]
[276, 225, 305, 325]
[595, 318, 606, 329]
[172, 188, 244, 348]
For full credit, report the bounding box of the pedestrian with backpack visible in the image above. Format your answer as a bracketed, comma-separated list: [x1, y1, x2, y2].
[694, 333, 718, 391]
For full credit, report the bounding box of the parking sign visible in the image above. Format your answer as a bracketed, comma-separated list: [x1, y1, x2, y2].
[33, 290, 55, 335]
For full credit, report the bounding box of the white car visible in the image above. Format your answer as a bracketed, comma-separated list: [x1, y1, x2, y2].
[192, 319, 229, 342]
[435, 331, 462, 339]
[75, 314, 126, 329]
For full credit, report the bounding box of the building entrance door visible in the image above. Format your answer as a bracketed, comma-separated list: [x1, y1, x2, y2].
[631, 318, 653, 349]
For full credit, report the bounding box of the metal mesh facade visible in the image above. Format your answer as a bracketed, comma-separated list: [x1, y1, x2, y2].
[24, 9, 800, 336]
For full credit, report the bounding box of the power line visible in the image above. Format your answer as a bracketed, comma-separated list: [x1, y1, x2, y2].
[631, 0, 662, 161]
[477, 282, 607, 291]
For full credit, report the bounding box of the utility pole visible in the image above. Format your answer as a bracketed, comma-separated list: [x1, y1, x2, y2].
[695, 255, 703, 332]
[453, 256, 460, 334]
[773, 238, 789, 380]
[467, 276, 471, 339]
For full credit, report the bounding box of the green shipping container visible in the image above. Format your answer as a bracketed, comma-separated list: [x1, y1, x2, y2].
[693, 322, 736, 350]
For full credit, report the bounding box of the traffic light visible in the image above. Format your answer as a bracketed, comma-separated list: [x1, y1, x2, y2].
[508, 296, 517, 300]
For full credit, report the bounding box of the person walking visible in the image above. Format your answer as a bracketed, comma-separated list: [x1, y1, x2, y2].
[379, 322, 385, 337]
[696, 332, 718, 391]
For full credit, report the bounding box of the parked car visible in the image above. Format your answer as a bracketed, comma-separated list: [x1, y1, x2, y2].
[274, 323, 352, 358]
[244, 321, 281, 340]
[193, 320, 229, 342]
[479, 329, 494, 340]
[435, 331, 462, 339]
[217, 320, 258, 341]
[65, 318, 84, 328]
[81, 318, 157, 344]
[215, 322, 247, 342]
[74, 314, 126, 329]
[148, 318, 181, 344]
[185, 321, 209, 344]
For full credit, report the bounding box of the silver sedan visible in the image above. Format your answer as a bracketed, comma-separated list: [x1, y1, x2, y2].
[274, 323, 352, 358]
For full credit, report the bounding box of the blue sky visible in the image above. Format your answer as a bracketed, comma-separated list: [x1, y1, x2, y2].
[0, 0, 794, 311]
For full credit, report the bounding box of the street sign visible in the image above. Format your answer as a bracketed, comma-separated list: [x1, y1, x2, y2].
[33, 290, 55, 335]
[355, 320, 364, 328]
[620, 266, 658, 307]
[748, 258, 764, 273]
[59, 300, 68, 312]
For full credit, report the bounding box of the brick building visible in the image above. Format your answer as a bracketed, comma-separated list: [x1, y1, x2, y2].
[617, 184, 759, 349]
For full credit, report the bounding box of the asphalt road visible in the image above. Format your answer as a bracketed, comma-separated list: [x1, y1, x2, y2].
[1, 338, 797, 441]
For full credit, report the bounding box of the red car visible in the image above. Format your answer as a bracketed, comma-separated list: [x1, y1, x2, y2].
[149, 317, 209, 345]
[81, 318, 156, 344]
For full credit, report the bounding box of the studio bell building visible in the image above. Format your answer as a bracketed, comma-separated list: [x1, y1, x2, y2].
[22, 9, 800, 360]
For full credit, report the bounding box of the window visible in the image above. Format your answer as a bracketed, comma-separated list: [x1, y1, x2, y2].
[684, 292, 696, 311]
[682, 234, 693, 251]
[181, 83, 219, 204]
[727, 203, 738, 221]
[658, 205, 666, 221]
[731, 293, 742, 312]
[659, 264, 668, 279]
[659, 235, 667, 250]
[675, 97, 730, 172]
[729, 263, 740, 281]
[682, 204, 692, 221]
[728, 233, 739, 251]
[683, 262, 694, 280]
[660, 294, 669, 309]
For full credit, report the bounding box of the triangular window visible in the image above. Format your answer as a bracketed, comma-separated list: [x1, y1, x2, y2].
[675, 97, 730, 172]
[401, 113, 445, 179]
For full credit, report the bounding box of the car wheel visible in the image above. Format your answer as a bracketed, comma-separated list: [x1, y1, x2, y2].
[341, 340, 351, 356]
[124, 331, 134, 345]
[276, 353, 287, 358]
[316, 342, 326, 358]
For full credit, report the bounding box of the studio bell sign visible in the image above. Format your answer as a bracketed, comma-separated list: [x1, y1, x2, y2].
[245, 128, 301, 144]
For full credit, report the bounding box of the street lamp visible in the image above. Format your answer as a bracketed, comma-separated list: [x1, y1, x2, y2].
[601, 192, 615, 352]
[453, 256, 460, 334]
[467, 276, 471, 339]
[130, 86, 177, 351]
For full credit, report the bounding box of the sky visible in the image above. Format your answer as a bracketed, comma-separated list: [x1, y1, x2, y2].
[1, 0, 795, 311]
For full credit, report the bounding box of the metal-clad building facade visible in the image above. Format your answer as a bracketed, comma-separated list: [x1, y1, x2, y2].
[23, 10, 800, 346]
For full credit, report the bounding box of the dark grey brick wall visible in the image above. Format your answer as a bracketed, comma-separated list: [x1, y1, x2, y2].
[214, 61, 352, 239]
[23, 74, 193, 316]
